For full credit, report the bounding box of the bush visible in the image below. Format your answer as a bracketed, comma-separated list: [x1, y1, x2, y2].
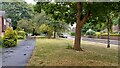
[85, 29, 96, 36]
[71, 32, 75, 36]
[17, 36, 25, 39]
[17, 31, 26, 39]
[2, 28, 18, 48]
[96, 32, 101, 38]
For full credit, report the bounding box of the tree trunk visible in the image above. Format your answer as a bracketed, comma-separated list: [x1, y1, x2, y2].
[74, 2, 91, 51]
[99, 22, 102, 38]
[74, 23, 82, 51]
[118, 16, 120, 31]
[107, 16, 110, 48]
[53, 30, 56, 39]
[74, 2, 82, 51]
[47, 33, 52, 39]
[32, 28, 35, 36]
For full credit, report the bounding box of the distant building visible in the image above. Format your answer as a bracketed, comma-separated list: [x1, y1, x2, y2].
[0, 11, 12, 36]
[112, 24, 120, 32]
[71, 23, 76, 32]
[102, 24, 120, 33]
[71, 27, 76, 32]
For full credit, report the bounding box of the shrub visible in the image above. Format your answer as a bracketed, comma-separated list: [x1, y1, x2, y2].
[17, 31, 26, 39]
[71, 32, 75, 36]
[96, 32, 101, 38]
[39, 24, 54, 38]
[17, 36, 25, 39]
[2, 28, 18, 48]
[85, 29, 96, 36]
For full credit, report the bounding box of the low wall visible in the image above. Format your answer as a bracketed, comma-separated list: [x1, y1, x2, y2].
[101, 36, 120, 40]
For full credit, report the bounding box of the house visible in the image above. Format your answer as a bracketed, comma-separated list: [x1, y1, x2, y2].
[102, 24, 120, 33]
[112, 24, 120, 33]
[71, 23, 76, 32]
[0, 11, 12, 37]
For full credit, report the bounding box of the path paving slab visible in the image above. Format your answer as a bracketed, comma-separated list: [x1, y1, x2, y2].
[1, 37, 36, 67]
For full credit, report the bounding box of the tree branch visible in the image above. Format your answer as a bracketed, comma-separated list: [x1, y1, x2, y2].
[76, 2, 82, 23]
[79, 11, 91, 28]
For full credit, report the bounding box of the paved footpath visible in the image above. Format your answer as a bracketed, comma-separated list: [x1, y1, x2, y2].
[1, 37, 36, 68]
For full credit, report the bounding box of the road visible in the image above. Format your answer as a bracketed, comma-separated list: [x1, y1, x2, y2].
[67, 36, 119, 45]
[1, 37, 36, 67]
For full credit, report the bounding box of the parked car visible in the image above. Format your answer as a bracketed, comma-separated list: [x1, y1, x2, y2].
[59, 33, 69, 38]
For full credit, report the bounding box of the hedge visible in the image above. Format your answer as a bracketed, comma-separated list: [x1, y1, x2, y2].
[102, 34, 120, 36]
[95, 32, 120, 38]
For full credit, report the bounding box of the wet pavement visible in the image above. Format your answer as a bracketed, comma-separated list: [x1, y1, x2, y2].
[68, 36, 120, 45]
[1, 37, 36, 67]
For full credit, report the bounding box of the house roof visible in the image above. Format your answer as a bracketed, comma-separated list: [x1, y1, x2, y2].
[0, 11, 5, 18]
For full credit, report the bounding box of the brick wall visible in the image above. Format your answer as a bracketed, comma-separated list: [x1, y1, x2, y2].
[0, 16, 2, 36]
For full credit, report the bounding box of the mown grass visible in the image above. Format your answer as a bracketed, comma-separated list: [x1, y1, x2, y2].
[27, 38, 118, 66]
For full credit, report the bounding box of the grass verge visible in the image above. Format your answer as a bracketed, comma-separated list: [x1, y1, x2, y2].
[27, 38, 118, 66]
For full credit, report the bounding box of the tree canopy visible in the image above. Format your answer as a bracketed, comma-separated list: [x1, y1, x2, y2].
[1, 2, 34, 29]
[34, 2, 120, 50]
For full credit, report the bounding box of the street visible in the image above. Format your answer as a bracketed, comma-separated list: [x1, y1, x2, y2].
[67, 36, 119, 45]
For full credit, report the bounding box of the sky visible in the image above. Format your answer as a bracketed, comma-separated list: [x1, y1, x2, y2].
[25, 0, 36, 4]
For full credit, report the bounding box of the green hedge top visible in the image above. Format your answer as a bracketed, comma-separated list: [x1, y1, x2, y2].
[95, 32, 120, 36]
[102, 33, 120, 36]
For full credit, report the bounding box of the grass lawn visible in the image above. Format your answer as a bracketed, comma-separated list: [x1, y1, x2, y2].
[27, 38, 118, 66]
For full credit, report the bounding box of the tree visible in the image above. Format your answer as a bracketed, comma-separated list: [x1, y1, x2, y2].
[17, 19, 33, 33]
[49, 20, 70, 38]
[33, 11, 49, 25]
[39, 24, 54, 38]
[33, 10, 70, 38]
[34, 2, 119, 50]
[1, 2, 34, 29]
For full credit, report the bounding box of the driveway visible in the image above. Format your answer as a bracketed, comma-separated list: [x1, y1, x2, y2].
[1, 36, 36, 67]
[67, 36, 119, 45]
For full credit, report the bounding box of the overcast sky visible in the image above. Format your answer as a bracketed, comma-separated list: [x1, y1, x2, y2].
[25, 0, 36, 4]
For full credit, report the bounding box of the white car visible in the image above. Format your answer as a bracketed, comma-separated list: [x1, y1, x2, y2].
[59, 34, 69, 38]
